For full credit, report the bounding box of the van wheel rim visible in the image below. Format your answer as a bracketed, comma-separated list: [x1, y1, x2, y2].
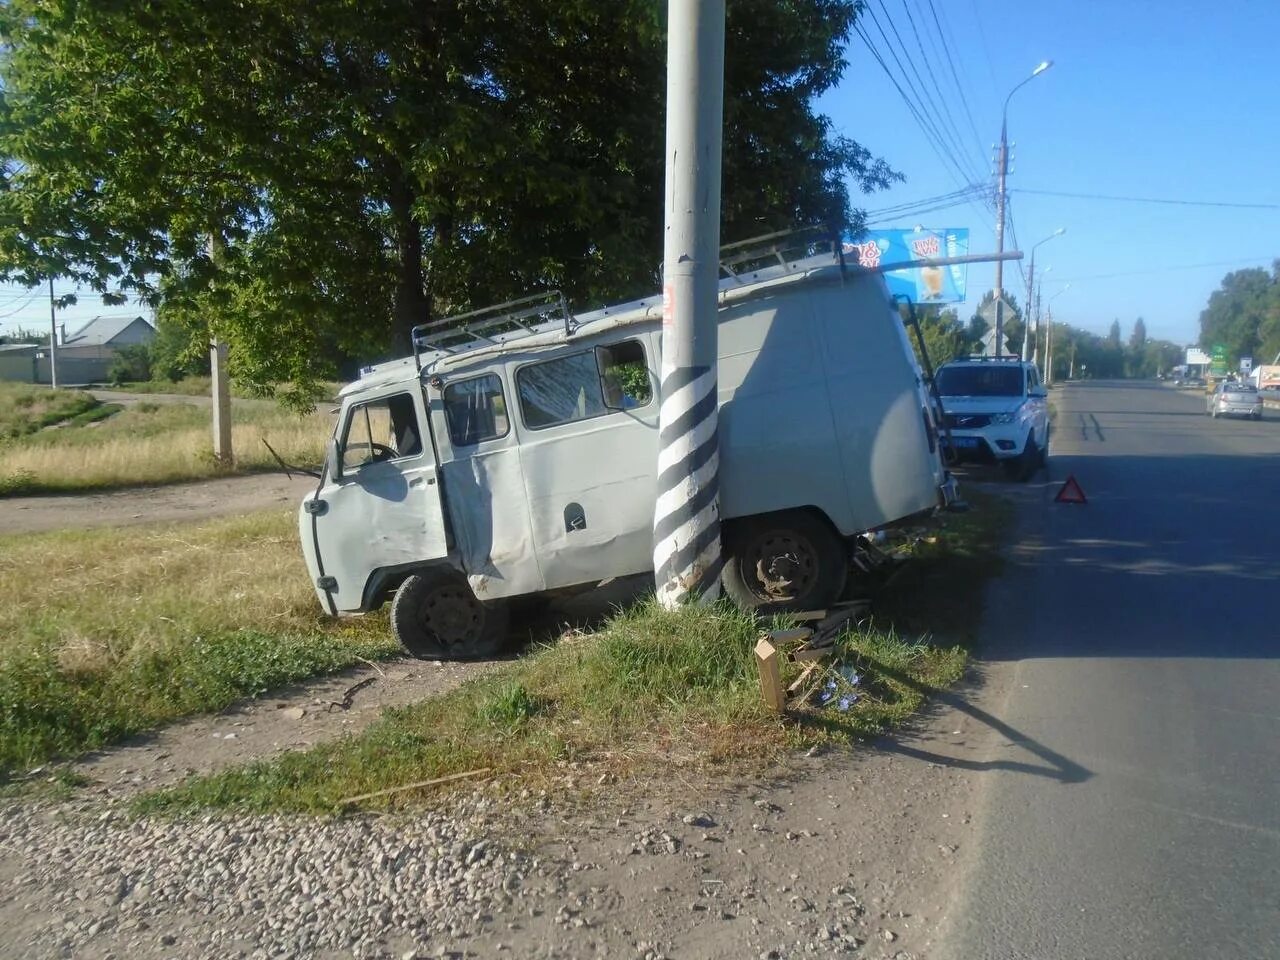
[420, 585, 483, 647]
[747, 532, 818, 602]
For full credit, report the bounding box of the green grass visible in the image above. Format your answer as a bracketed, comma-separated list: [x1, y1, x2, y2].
[138, 495, 1007, 816]
[0, 398, 330, 496]
[0, 510, 396, 776]
[0, 382, 101, 439]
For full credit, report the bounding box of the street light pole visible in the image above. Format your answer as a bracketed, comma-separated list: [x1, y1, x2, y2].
[992, 60, 1053, 358]
[653, 0, 726, 608]
[1022, 227, 1065, 362]
[1043, 283, 1071, 383]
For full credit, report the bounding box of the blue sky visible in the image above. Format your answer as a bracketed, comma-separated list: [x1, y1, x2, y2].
[819, 0, 1280, 346]
[3, 2, 1278, 348]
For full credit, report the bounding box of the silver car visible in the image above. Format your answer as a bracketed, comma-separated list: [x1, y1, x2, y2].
[1207, 381, 1263, 420]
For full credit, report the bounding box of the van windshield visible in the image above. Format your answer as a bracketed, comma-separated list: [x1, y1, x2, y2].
[936, 366, 1024, 398]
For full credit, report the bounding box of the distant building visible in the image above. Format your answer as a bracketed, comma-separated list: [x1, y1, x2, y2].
[0, 315, 155, 384]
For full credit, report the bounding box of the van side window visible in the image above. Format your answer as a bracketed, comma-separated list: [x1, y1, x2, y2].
[517, 341, 651, 429]
[340, 393, 422, 472]
[443, 374, 510, 445]
[599, 340, 653, 408]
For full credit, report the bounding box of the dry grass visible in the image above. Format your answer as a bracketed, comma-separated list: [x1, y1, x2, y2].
[0, 510, 394, 773]
[0, 400, 330, 495]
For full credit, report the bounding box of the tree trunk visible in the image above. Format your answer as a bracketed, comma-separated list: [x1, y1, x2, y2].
[389, 171, 426, 350]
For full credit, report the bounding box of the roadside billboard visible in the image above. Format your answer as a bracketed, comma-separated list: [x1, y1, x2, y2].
[844, 228, 970, 303]
[1257, 364, 1280, 389]
[1185, 347, 1210, 366]
[1210, 343, 1229, 377]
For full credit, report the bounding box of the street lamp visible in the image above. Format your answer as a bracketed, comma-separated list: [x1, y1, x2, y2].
[1043, 283, 1071, 384]
[1022, 227, 1065, 361]
[992, 60, 1054, 357]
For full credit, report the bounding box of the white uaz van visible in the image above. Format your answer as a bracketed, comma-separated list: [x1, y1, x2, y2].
[299, 240, 957, 658]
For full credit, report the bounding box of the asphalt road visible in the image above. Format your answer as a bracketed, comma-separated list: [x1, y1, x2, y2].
[938, 380, 1280, 960]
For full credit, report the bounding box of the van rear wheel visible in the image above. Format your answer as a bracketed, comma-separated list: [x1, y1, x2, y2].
[721, 512, 848, 614]
[390, 570, 509, 660]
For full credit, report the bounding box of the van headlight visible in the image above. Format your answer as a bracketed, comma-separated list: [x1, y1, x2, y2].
[992, 412, 1016, 424]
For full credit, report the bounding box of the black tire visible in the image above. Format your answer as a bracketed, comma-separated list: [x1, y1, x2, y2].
[721, 511, 848, 614]
[390, 569, 509, 660]
[1003, 432, 1041, 482]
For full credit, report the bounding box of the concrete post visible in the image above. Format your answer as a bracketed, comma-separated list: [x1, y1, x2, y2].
[653, 0, 725, 608]
[211, 339, 233, 464]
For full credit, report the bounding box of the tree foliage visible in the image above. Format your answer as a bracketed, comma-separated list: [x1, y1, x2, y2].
[0, 0, 895, 406]
[1198, 263, 1280, 367]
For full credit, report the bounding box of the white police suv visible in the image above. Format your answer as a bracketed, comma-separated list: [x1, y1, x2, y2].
[934, 357, 1049, 481]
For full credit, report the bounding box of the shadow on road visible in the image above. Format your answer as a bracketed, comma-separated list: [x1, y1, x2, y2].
[862, 663, 1093, 784]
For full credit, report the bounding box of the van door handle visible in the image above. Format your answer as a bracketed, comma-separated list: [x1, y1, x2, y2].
[410, 477, 435, 488]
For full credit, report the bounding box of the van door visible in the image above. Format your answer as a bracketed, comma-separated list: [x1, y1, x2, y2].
[307, 387, 449, 612]
[510, 338, 659, 590]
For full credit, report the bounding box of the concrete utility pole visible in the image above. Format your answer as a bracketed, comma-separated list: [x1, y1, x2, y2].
[992, 140, 1009, 356]
[47, 276, 59, 388]
[208, 233, 233, 464]
[653, 0, 726, 609]
[993, 61, 1053, 358]
[210, 339, 233, 464]
[1023, 228, 1064, 362]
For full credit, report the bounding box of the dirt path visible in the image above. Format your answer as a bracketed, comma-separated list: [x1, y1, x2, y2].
[0, 472, 316, 534]
[71, 656, 501, 799]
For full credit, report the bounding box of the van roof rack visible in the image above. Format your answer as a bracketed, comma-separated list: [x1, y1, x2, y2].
[411, 291, 575, 369]
[406, 229, 847, 373]
[960, 354, 1024, 362]
[718, 226, 843, 282]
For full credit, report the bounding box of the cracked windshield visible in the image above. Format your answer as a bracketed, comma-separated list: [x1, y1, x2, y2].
[0, 2, 1276, 959]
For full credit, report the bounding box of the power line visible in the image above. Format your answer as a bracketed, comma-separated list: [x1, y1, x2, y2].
[1053, 258, 1276, 283]
[1011, 188, 1280, 210]
[853, 24, 978, 197]
[857, 8, 980, 191]
[895, 0, 984, 181]
[922, 0, 986, 163]
[864, 185, 990, 217]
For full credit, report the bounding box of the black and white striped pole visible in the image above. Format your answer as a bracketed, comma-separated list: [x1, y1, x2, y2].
[653, 0, 725, 609]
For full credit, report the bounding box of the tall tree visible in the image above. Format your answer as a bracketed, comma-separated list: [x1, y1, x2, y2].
[0, 0, 895, 405]
[1198, 264, 1277, 366]
[1108, 319, 1122, 350]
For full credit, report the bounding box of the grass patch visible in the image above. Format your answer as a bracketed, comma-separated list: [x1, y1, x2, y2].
[871, 488, 1012, 644]
[0, 510, 396, 776]
[0, 382, 100, 439]
[139, 494, 1008, 816]
[0, 398, 330, 495]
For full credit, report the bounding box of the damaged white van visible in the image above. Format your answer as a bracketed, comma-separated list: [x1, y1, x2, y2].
[299, 237, 958, 658]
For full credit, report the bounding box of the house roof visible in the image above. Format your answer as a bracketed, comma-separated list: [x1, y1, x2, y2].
[0, 342, 38, 353]
[64, 315, 153, 347]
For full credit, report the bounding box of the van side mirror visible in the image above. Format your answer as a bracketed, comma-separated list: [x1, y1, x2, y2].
[1030, 385, 1048, 398]
[324, 437, 340, 481]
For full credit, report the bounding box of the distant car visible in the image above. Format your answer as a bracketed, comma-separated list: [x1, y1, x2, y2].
[935, 357, 1049, 482]
[1207, 381, 1263, 420]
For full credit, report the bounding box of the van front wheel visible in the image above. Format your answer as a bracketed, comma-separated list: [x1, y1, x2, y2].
[390, 570, 509, 660]
[721, 512, 848, 614]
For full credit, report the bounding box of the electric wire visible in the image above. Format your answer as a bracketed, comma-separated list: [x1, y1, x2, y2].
[853, 23, 979, 197]
[896, 0, 984, 181]
[922, 0, 987, 163]
[867, 1, 985, 187]
[1011, 188, 1280, 210]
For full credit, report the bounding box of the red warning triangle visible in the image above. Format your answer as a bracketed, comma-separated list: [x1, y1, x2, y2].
[1055, 474, 1088, 504]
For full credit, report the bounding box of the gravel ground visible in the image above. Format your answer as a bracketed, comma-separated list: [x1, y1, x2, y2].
[0, 795, 539, 960]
